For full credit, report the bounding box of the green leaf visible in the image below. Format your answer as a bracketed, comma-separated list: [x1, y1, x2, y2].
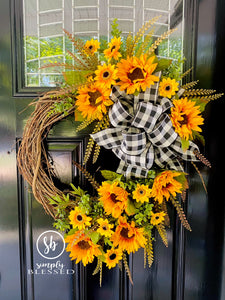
[63, 70, 92, 86]
[89, 231, 100, 244]
[134, 201, 143, 209]
[174, 172, 188, 190]
[147, 170, 156, 179]
[64, 228, 78, 237]
[192, 131, 205, 146]
[181, 138, 190, 151]
[110, 18, 122, 38]
[75, 110, 85, 122]
[190, 98, 207, 112]
[104, 238, 113, 247]
[101, 170, 123, 181]
[155, 58, 172, 72]
[70, 184, 86, 196]
[126, 199, 137, 215]
[133, 90, 140, 96]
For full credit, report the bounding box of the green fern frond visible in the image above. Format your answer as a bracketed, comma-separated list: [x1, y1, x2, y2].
[183, 88, 216, 97]
[181, 80, 199, 89]
[135, 28, 155, 57]
[125, 33, 134, 57]
[193, 149, 211, 168]
[133, 16, 160, 54]
[40, 62, 77, 70]
[83, 137, 95, 165]
[156, 223, 168, 247]
[148, 28, 177, 55]
[197, 93, 224, 103]
[180, 67, 193, 79]
[171, 197, 191, 231]
[72, 161, 100, 190]
[92, 258, 101, 275]
[145, 235, 154, 268]
[93, 144, 101, 164]
[76, 118, 95, 132]
[123, 253, 133, 285]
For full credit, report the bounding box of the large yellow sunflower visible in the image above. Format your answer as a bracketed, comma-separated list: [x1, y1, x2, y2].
[104, 36, 122, 61]
[105, 248, 123, 269]
[98, 181, 129, 218]
[171, 97, 204, 140]
[150, 171, 183, 204]
[69, 207, 92, 230]
[95, 63, 118, 88]
[65, 233, 101, 266]
[76, 82, 113, 120]
[111, 216, 146, 254]
[97, 218, 114, 237]
[84, 38, 100, 55]
[117, 54, 159, 94]
[132, 183, 151, 203]
[159, 77, 179, 98]
[150, 211, 166, 226]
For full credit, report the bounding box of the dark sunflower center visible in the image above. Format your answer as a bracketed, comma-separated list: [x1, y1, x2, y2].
[88, 45, 93, 50]
[127, 67, 145, 83]
[103, 71, 110, 78]
[88, 91, 102, 106]
[179, 114, 189, 126]
[77, 240, 91, 250]
[165, 85, 171, 91]
[155, 216, 160, 220]
[109, 253, 117, 260]
[120, 227, 135, 239]
[77, 215, 83, 221]
[111, 45, 116, 52]
[102, 226, 107, 230]
[139, 189, 145, 195]
[165, 182, 172, 189]
[110, 193, 121, 203]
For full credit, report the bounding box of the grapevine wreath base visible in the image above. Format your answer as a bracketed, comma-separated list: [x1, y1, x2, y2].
[17, 18, 223, 285]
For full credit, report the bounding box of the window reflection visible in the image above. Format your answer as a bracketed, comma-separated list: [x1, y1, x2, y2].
[23, 0, 184, 87]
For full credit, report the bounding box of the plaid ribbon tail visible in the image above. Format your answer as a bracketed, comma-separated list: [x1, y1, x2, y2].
[116, 160, 149, 178]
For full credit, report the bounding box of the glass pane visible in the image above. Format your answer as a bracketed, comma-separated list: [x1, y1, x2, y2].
[23, 0, 185, 87]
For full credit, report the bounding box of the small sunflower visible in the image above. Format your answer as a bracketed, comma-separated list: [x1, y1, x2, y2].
[105, 248, 123, 269]
[84, 38, 100, 55]
[97, 218, 114, 237]
[170, 97, 204, 140]
[104, 36, 122, 61]
[111, 216, 146, 254]
[65, 233, 101, 266]
[159, 77, 179, 98]
[150, 170, 183, 204]
[132, 184, 151, 203]
[150, 212, 166, 226]
[76, 82, 113, 120]
[117, 54, 159, 94]
[69, 207, 92, 230]
[95, 63, 118, 88]
[98, 181, 129, 218]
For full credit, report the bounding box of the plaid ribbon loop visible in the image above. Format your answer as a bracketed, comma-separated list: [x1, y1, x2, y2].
[91, 84, 199, 178]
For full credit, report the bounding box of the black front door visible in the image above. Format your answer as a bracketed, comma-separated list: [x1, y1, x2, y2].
[0, 0, 224, 299]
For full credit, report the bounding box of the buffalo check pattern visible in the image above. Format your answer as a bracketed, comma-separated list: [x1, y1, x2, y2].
[91, 82, 199, 178]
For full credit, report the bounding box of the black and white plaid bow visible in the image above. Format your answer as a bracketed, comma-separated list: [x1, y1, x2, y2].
[91, 74, 199, 178]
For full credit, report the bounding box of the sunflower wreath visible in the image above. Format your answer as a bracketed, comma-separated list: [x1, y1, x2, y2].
[17, 17, 223, 285]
